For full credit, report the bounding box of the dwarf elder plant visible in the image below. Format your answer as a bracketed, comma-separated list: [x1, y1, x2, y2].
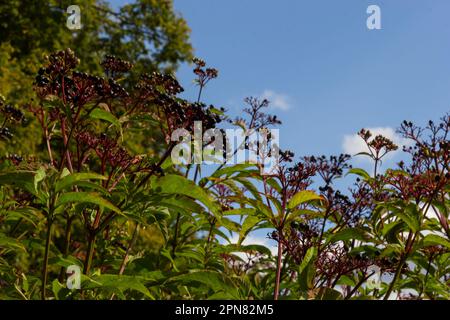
[0, 49, 449, 300]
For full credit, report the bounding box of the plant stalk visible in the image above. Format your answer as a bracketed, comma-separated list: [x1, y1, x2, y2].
[83, 232, 96, 275]
[58, 216, 74, 282]
[41, 219, 53, 300]
[274, 234, 283, 300]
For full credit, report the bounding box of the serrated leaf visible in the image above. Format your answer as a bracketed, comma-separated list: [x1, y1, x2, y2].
[346, 168, 371, 180]
[223, 208, 257, 216]
[218, 217, 240, 232]
[83, 274, 154, 299]
[153, 174, 221, 217]
[55, 172, 107, 192]
[328, 228, 369, 243]
[394, 204, 420, 233]
[285, 209, 322, 224]
[90, 108, 121, 128]
[299, 247, 316, 274]
[90, 108, 123, 139]
[34, 167, 46, 192]
[0, 234, 25, 251]
[423, 234, 450, 249]
[48, 255, 83, 268]
[287, 190, 323, 210]
[169, 270, 233, 293]
[0, 171, 36, 195]
[55, 192, 121, 214]
[298, 247, 317, 291]
[210, 164, 256, 179]
[239, 215, 262, 244]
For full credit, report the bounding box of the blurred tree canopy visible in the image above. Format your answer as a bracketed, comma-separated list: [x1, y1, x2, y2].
[0, 0, 193, 155]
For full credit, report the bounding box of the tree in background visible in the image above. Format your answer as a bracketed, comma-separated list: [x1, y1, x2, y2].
[0, 0, 193, 156]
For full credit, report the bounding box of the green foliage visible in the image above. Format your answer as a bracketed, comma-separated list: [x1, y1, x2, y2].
[0, 43, 449, 301]
[0, 0, 193, 156]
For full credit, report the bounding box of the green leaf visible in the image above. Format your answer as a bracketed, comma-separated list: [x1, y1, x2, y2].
[122, 113, 159, 126]
[316, 288, 343, 300]
[239, 244, 272, 256]
[153, 175, 221, 217]
[328, 228, 369, 244]
[298, 247, 317, 291]
[337, 275, 356, 287]
[244, 198, 274, 221]
[34, 167, 46, 192]
[218, 217, 240, 233]
[0, 234, 25, 251]
[160, 248, 179, 272]
[234, 177, 263, 202]
[285, 209, 322, 224]
[90, 108, 123, 140]
[346, 168, 371, 180]
[0, 171, 36, 195]
[169, 270, 234, 293]
[83, 274, 154, 299]
[90, 108, 121, 129]
[265, 177, 282, 193]
[2, 207, 41, 226]
[423, 234, 450, 250]
[210, 164, 256, 179]
[298, 247, 316, 274]
[287, 190, 323, 210]
[382, 220, 406, 243]
[380, 244, 403, 258]
[69, 181, 109, 194]
[223, 208, 258, 216]
[55, 192, 121, 214]
[48, 255, 83, 268]
[239, 215, 262, 244]
[55, 172, 107, 192]
[52, 279, 66, 300]
[354, 152, 373, 158]
[394, 204, 420, 233]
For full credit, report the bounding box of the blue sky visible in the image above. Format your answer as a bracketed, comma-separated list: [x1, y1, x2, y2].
[170, 0, 450, 162]
[109, 0, 450, 166]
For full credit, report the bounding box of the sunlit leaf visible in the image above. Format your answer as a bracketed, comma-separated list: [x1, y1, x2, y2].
[287, 190, 323, 210]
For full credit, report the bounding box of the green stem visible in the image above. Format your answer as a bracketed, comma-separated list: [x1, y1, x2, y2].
[383, 254, 406, 300]
[118, 224, 139, 275]
[41, 219, 53, 300]
[345, 271, 374, 300]
[418, 254, 433, 299]
[172, 213, 181, 256]
[58, 216, 74, 282]
[374, 158, 379, 178]
[83, 232, 96, 275]
[204, 218, 216, 264]
[274, 229, 283, 300]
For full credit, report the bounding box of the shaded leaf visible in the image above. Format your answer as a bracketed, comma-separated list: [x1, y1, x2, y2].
[56, 192, 121, 214]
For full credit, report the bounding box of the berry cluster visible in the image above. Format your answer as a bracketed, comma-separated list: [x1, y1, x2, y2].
[0, 97, 27, 140]
[193, 57, 219, 88]
[77, 132, 138, 172]
[101, 55, 133, 79]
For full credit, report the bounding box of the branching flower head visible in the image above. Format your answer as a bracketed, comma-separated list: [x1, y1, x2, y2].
[358, 128, 398, 161]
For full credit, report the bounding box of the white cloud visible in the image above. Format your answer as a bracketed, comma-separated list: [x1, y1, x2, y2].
[261, 90, 292, 111]
[342, 127, 411, 159]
